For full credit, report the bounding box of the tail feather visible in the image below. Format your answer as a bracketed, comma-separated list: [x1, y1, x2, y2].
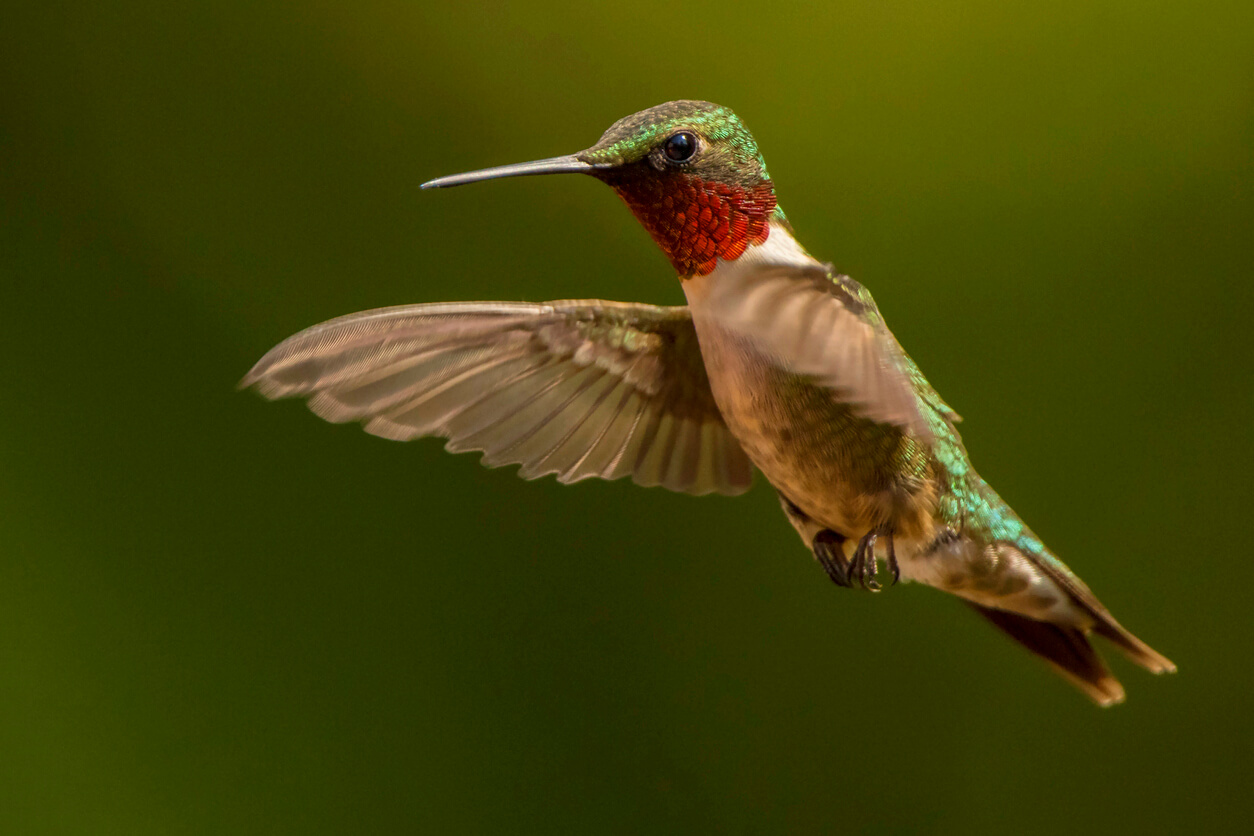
[967, 603, 1127, 707]
[1008, 544, 1178, 677]
[1090, 616, 1177, 675]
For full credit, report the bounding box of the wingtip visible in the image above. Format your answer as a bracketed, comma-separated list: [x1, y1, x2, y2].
[237, 362, 279, 397]
[238, 346, 283, 394]
[237, 367, 261, 392]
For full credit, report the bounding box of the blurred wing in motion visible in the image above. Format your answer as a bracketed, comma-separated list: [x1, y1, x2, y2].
[243, 300, 754, 496]
[700, 263, 961, 442]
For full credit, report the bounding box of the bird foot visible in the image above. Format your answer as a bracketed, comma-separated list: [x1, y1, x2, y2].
[847, 531, 881, 591]
[812, 527, 900, 592]
[846, 528, 900, 592]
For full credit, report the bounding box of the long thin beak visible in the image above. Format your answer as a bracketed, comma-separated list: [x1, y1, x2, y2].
[421, 154, 601, 189]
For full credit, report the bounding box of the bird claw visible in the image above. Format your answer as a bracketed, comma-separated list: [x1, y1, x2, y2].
[848, 532, 881, 591]
[812, 530, 851, 588]
[847, 528, 899, 591]
[885, 531, 900, 585]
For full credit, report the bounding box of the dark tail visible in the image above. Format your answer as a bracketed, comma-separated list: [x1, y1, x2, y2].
[967, 603, 1128, 707]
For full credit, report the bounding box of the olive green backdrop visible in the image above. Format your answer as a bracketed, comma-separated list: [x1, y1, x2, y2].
[3, 2, 1252, 833]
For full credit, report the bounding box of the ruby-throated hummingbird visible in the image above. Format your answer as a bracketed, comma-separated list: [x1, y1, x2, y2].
[244, 100, 1175, 705]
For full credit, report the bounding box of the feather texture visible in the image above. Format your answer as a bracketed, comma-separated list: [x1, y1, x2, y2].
[967, 603, 1128, 707]
[693, 262, 960, 441]
[243, 301, 753, 496]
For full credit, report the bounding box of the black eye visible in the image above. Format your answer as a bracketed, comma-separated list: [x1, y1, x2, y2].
[663, 131, 697, 162]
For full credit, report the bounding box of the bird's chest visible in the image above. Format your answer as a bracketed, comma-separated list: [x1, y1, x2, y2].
[688, 313, 934, 539]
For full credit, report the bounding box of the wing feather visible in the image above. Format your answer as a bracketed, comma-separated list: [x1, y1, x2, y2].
[697, 263, 960, 439]
[243, 300, 754, 496]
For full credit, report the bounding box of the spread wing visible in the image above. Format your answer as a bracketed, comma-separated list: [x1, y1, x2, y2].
[697, 262, 961, 441]
[242, 301, 754, 496]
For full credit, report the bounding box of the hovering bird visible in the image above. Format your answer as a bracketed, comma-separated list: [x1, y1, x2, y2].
[244, 100, 1174, 705]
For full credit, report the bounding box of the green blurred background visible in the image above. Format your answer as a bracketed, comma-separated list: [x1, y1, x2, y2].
[3, 2, 1252, 833]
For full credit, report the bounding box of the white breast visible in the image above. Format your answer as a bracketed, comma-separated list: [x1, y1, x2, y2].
[682, 221, 821, 309]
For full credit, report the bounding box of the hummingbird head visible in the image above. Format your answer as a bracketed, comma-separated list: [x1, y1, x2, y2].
[423, 101, 782, 278]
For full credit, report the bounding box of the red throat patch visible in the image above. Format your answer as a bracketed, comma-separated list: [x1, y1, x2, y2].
[608, 173, 776, 277]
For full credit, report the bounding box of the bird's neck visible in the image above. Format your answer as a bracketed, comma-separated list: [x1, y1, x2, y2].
[680, 219, 822, 307]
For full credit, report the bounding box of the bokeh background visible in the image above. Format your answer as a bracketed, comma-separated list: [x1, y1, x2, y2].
[4, 2, 1252, 833]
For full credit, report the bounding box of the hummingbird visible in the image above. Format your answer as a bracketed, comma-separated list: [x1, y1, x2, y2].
[243, 100, 1175, 705]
